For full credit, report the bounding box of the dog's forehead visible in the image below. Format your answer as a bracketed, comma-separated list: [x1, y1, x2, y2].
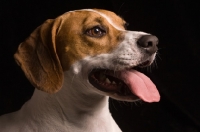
[67, 9, 126, 31]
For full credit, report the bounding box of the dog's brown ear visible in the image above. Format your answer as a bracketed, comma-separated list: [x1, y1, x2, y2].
[14, 18, 63, 93]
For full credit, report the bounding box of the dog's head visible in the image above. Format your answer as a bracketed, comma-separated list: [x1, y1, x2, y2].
[14, 9, 160, 102]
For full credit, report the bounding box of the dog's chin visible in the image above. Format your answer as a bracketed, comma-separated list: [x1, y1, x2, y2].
[88, 60, 152, 102]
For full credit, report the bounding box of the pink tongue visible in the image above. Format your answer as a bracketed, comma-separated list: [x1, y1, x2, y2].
[119, 70, 160, 102]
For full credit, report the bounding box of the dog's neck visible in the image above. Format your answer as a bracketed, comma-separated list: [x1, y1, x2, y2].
[23, 71, 113, 129]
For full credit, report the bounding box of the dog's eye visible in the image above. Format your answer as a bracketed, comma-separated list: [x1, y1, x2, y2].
[86, 26, 106, 38]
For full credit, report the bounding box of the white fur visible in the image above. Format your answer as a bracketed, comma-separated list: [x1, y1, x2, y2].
[0, 9, 157, 132]
[0, 71, 121, 132]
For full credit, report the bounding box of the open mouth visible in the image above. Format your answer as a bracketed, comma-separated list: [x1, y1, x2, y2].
[88, 60, 160, 102]
[89, 69, 132, 94]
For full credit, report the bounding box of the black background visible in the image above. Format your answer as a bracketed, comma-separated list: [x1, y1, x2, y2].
[1, 0, 200, 131]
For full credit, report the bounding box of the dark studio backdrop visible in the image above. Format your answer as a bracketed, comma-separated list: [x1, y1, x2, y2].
[1, 0, 200, 131]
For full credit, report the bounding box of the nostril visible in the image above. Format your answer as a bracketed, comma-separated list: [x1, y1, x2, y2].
[137, 41, 153, 47]
[137, 35, 159, 54]
[147, 41, 153, 47]
[137, 35, 158, 48]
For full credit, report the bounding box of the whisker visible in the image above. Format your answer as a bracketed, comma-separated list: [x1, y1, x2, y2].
[118, 101, 124, 108]
[110, 99, 118, 111]
[133, 100, 143, 106]
[118, 2, 125, 15]
[156, 51, 162, 61]
[154, 59, 158, 69]
[149, 65, 152, 72]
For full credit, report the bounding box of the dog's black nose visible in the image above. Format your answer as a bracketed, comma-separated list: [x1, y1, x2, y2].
[137, 35, 158, 54]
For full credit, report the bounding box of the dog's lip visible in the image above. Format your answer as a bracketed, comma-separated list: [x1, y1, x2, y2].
[137, 60, 151, 68]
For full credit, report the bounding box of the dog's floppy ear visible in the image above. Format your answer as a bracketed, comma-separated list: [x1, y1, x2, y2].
[14, 18, 64, 93]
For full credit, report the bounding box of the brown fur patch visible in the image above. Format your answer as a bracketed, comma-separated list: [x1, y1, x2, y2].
[14, 9, 126, 93]
[56, 9, 126, 71]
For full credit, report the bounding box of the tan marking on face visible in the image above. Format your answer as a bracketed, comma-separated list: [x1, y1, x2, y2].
[56, 9, 126, 71]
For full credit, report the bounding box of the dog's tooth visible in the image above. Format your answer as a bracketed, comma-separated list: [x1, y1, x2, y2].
[105, 78, 111, 84]
[112, 81, 116, 85]
[99, 73, 106, 81]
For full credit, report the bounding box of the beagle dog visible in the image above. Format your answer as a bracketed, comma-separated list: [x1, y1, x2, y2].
[0, 9, 160, 132]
